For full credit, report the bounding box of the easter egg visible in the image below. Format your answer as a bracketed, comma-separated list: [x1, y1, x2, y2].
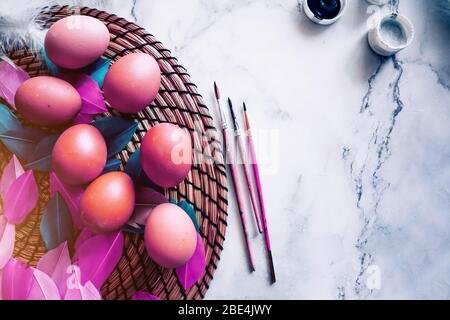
[140, 123, 192, 188]
[144, 203, 197, 268]
[103, 52, 161, 113]
[45, 15, 110, 69]
[15, 76, 81, 126]
[52, 124, 107, 186]
[80, 172, 135, 234]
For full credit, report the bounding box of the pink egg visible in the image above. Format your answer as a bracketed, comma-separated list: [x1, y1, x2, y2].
[52, 124, 107, 186]
[144, 203, 197, 268]
[140, 123, 192, 188]
[80, 172, 135, 234]
[15, 76, 81, 126]
[103, 52, 161, 113]
[45, 15, 110, 69]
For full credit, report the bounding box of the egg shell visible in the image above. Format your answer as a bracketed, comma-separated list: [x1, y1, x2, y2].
[45, 15, 110, 69]
[140, 123, 192, 188]
[144, 203, 197, 268]
[80, 172, 135, 234]
[15, 76, 81, 126]
[52, 124, 107, 186]
[103, 52, 161, 113]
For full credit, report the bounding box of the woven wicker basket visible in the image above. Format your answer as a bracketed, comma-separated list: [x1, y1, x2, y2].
[0, 5, 228, 300]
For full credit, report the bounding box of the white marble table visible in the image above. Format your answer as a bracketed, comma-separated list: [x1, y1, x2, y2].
[20, 0, 450, 299]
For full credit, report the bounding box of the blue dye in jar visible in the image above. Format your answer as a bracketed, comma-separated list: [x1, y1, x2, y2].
[307, 0, 341, 20]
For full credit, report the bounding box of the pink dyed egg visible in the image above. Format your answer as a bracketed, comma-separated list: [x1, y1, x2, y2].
[140, 123, 192, 188]
[15, 76, 81, 126]
[45, 15, 110, 69]
[52, 124, 107, 186]
[103, 52, 161, 113]
[144, 203, 197, 268]
[80, 172, 135, 234]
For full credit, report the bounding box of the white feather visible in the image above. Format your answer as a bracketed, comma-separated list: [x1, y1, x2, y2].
[0, 0, 106, 58]
[0, 0, 46, 57]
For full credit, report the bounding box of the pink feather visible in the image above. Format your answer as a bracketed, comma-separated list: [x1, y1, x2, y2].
[64, 281, 101, 300]
[0, 155, 24, 200]
[74, 228, 94, 251]
[28, 268, 61, 300]
[37, 241, 71, 297]
[0, 215, 15, 269]
[73, 113, 95, 125]
[1, 258, 34, 300]
[73, 74, 107, 115]
[132, 291, 160, 300]
[63, 265, 101, 300]
[175, 234, 206, 290]
[50, 172, 84, 229]
[0, 61, 30, 109]
[0, 269, 3, 300]
[60, 73, 106, 115]
[3, 170, 39, 224]
[128, 187, 169, 227]
[136, 187, 169, 205]
[74, 231, 124, 289]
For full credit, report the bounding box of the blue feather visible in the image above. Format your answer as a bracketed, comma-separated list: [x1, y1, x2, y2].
[89, 58, 111, 88]
[124, 148, 143, 182]
[24, 133, 60, 171]
[40, 192, 74, 250]
[103, 157, 122, 173]
[124, 148, 162, 190]
[41, 48, 60, 76]
[0, 103, 50, 159]
[92, 116, 138, 157]
[0, 128, 45, 160]
[0, 103, 22, 132]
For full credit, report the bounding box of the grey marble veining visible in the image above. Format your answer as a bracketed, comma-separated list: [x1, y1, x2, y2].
[7, 0, 450, 299]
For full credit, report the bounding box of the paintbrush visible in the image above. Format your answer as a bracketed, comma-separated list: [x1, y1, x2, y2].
[227, 98, 263, 233]
[243, 102, 276, 284]
[214, 82, 255, 272]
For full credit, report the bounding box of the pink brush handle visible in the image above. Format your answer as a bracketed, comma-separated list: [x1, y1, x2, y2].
[237, 134, 263, 233]
[223, 129, 255, 271]
[247, 133, 271, 251]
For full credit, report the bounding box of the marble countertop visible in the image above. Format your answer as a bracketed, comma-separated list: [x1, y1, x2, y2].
[20, 0, 450, 299]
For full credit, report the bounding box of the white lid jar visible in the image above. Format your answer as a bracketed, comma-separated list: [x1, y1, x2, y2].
[368, 13, 414, 56]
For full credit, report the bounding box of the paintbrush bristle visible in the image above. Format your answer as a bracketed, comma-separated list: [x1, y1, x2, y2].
[214, 81, 220, 100]
[243, 102, 247, 112]
[268, 251, 276, 284]
[228, 98, 236, 120]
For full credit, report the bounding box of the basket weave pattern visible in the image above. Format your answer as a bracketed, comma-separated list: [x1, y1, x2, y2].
[1, 6, 228, 300]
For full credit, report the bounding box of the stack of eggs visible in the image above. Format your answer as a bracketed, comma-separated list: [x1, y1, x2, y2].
[14, 16, 198, 269]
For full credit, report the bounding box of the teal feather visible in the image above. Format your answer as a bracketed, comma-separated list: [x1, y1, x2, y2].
[92, 116, 138, 157]
[89, 58, 111, 88]
[0, 103, 48, 159]
[40, 192, 74, 250]
[124, 148, 143, 183]
[171, 200, 200, 232]
[41, 49, 60, 76]
[0, 103, 22, 132]
[124, 148, 161, 190]
[103, 158, 121, 173]
[0, 128, 45, 160]
[24, 133, 60, 171]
